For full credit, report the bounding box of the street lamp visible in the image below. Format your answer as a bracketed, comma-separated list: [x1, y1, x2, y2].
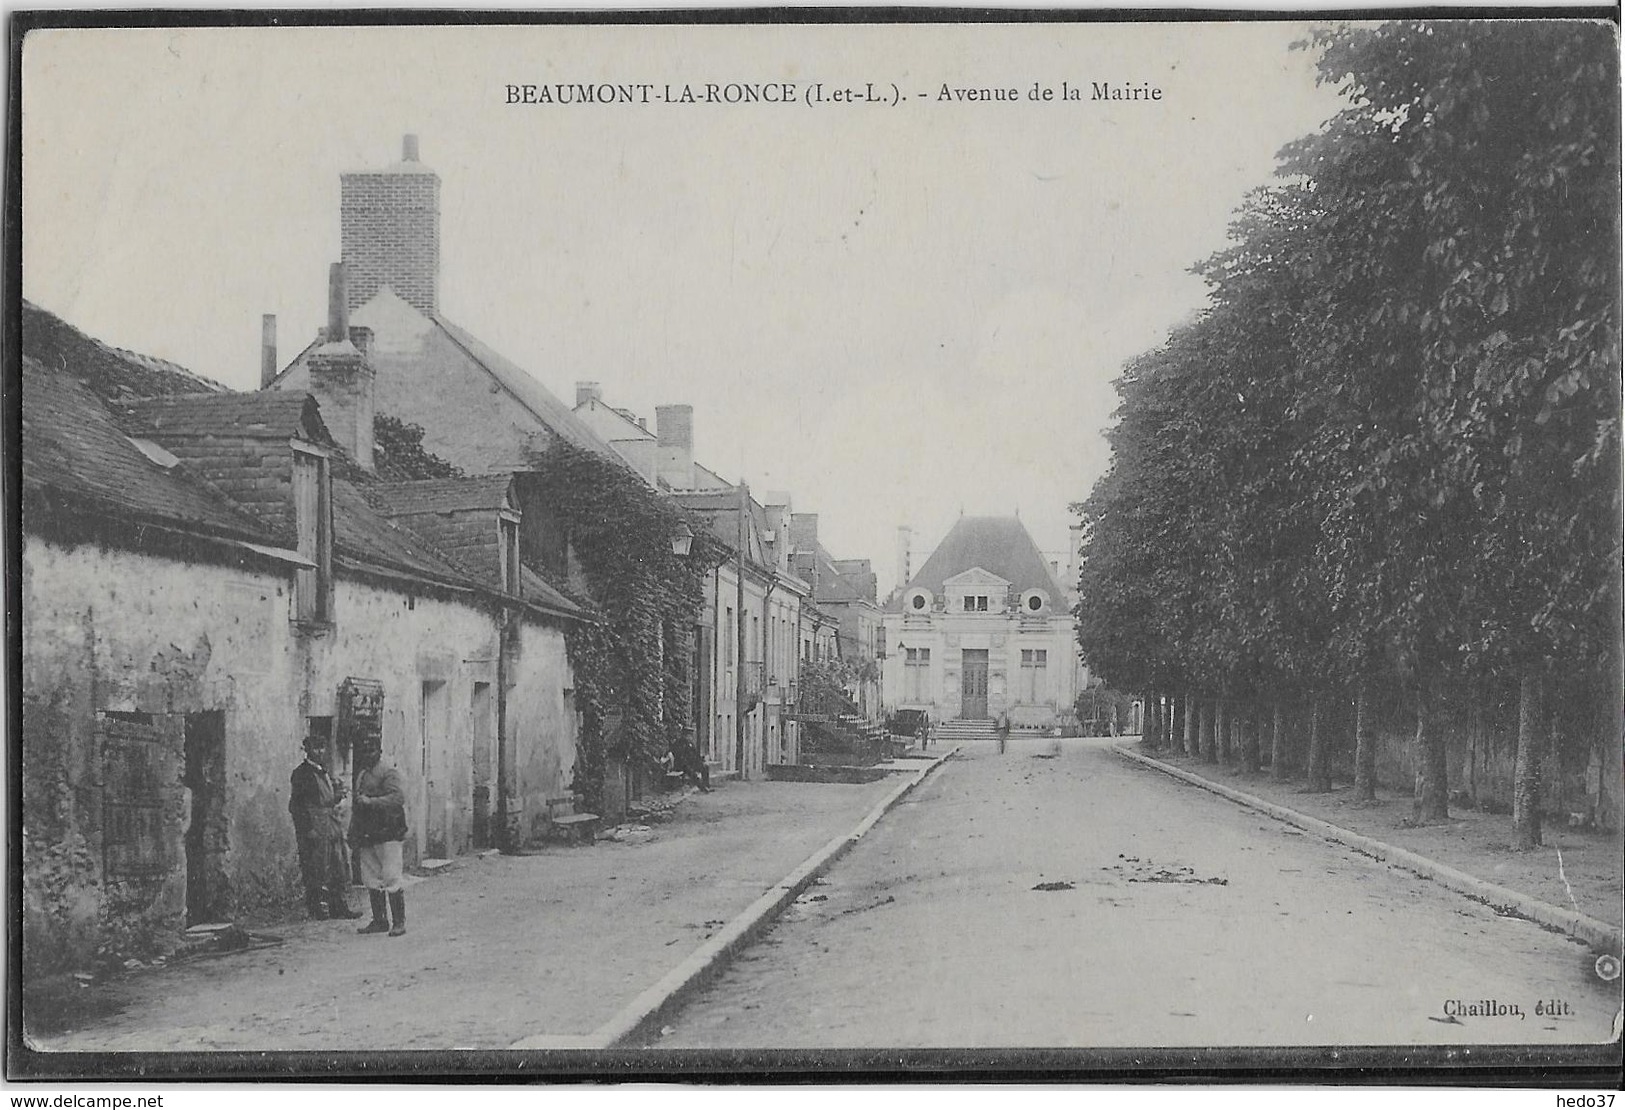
[670, 520, 694, 557]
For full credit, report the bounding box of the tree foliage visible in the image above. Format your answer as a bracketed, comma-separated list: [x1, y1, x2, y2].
[523, 440, 721, 809]
[1076, 21, 1620, 824]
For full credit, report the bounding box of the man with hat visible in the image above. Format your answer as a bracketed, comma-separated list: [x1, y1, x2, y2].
[289, 733, 360, 920]
[350, 734, 409, 936]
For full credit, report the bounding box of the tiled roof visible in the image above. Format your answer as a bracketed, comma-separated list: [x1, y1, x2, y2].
[670, 489, 778, 571]
[21, 300, 228, 412]
[21, 355, 273, 543]
[364, 478, 584, 620]
[893, 516, 1067, 610]
[331, 479, 484, 588]
[519, 566, 588, 620]
[433, 316, 623, 463]
[367, 476, 514, 517]
[23, 327, 587, 624]
[125, 392, 329, 443]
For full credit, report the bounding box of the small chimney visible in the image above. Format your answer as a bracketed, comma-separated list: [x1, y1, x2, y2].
[326, 262, 350, 342]
[655, 404, 695, 490]
[575, 381, 601, 408]
[260, 314, 278, 389]
[306, 262, 375, 471]
[403, 134, 420, 162]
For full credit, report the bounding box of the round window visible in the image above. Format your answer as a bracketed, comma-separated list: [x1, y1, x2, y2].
[910, 593, 926, 611]
[1026, 595, 1043, 612]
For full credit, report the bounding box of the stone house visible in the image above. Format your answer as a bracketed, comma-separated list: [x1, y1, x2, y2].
[882, 516, 1086, 728]
[268, 137, 615, 481]
[790, 514, 884, 721]
[671, 487, 811, 777]
[20, 305, 589, 976]
[572, 386, 824, 778]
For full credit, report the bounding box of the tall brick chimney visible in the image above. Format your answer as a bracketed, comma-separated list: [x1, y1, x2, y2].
[307, 263, 376, 470]
[340, 134, 440, 315]
[655, 404, 694, 490]
[896, 525, 913, 590]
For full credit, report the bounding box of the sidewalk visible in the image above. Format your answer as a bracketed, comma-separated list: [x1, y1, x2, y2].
[26, 765, 934, 1054]
[1118, 742, 1623, 933]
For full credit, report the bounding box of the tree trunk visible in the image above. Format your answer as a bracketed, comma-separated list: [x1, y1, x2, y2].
[1600, 633, 1625, 834]
[1270, 700, 1289, 780]
[1306, 696, 1331, 791]
[1513, 669, 1543, 849]
[1183, 694, 1197, 757]
[1241, 702, 1260, 773]
[1353, 679, 1377, 802]
[1412, 696, 1450, 824]
[1214, 700, 1228, 763]
[1146, 696, 1161, 750]
[1199, 700, 1215, 762]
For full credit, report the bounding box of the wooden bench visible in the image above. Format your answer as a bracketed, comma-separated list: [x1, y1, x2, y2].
[543, 794, 599, 845]
[551, 812, 600, 844]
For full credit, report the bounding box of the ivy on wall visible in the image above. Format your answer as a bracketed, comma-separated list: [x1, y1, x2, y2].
[523, 441, 722, 811]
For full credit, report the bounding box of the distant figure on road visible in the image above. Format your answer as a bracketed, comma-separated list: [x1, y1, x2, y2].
[289, 734, 360, 921]
[996, 712, 1011, 754]
[670, 732, 711, 792]
[350, 736, 409, 936]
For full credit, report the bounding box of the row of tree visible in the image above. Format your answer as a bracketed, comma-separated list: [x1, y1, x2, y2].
[1075, 21, 1621, 843]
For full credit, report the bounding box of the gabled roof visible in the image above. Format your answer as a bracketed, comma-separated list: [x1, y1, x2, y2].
[670, 489, 772, 571]
[365, 476, 584, 620]
[21, 355, 279, 545]
[692, 462, 732, 490]
[24, 320, 586, 624]
[574, 398, 655, 442]
[891, 516, 1066, 611]
[792, 545, 878, 607]
[367, 476, 515, 517]
[519, 566, 589, 621]
[269, 290, 624, 468]
[432, 315, 621, 462]
[125, 392, 331, 444]
[331, 479, 479, 588]
[21, 300, 228, 413]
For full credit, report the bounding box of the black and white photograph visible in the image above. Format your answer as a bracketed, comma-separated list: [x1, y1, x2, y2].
[7, 8, 1623, 1086]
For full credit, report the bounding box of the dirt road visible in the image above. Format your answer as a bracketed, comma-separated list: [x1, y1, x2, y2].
[28, 776, 902, 1053]
[659, 737, 1623, 1048]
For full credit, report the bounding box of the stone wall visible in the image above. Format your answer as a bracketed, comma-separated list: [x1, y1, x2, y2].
[21, 532, 579, 974]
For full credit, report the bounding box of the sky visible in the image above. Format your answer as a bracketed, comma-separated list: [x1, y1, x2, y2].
[21, 20, 1350, 595]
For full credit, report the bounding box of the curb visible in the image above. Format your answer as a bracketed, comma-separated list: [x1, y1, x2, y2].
[1113, 743, 1624, 957]
[509, 746, 960, 1051]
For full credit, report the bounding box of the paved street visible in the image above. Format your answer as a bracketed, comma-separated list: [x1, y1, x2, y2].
[659, 736, 1622, 1048]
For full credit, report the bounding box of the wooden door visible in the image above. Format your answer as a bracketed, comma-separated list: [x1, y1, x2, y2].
[961, 650, 989, 719]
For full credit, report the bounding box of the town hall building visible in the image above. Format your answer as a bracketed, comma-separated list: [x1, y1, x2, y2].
[882, 516, 1084, 729]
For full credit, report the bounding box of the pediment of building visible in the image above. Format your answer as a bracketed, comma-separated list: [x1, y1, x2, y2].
[942, 566, 1010, 588]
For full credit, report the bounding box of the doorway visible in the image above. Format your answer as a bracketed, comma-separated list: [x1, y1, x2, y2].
[182, 711, 229, 925]
[420, 680, 449, 860]
[470, 682, 495, 850]
[960, 650, 989, 719]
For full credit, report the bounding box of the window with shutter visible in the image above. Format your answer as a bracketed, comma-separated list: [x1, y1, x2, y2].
[293, 445, 333, 623]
